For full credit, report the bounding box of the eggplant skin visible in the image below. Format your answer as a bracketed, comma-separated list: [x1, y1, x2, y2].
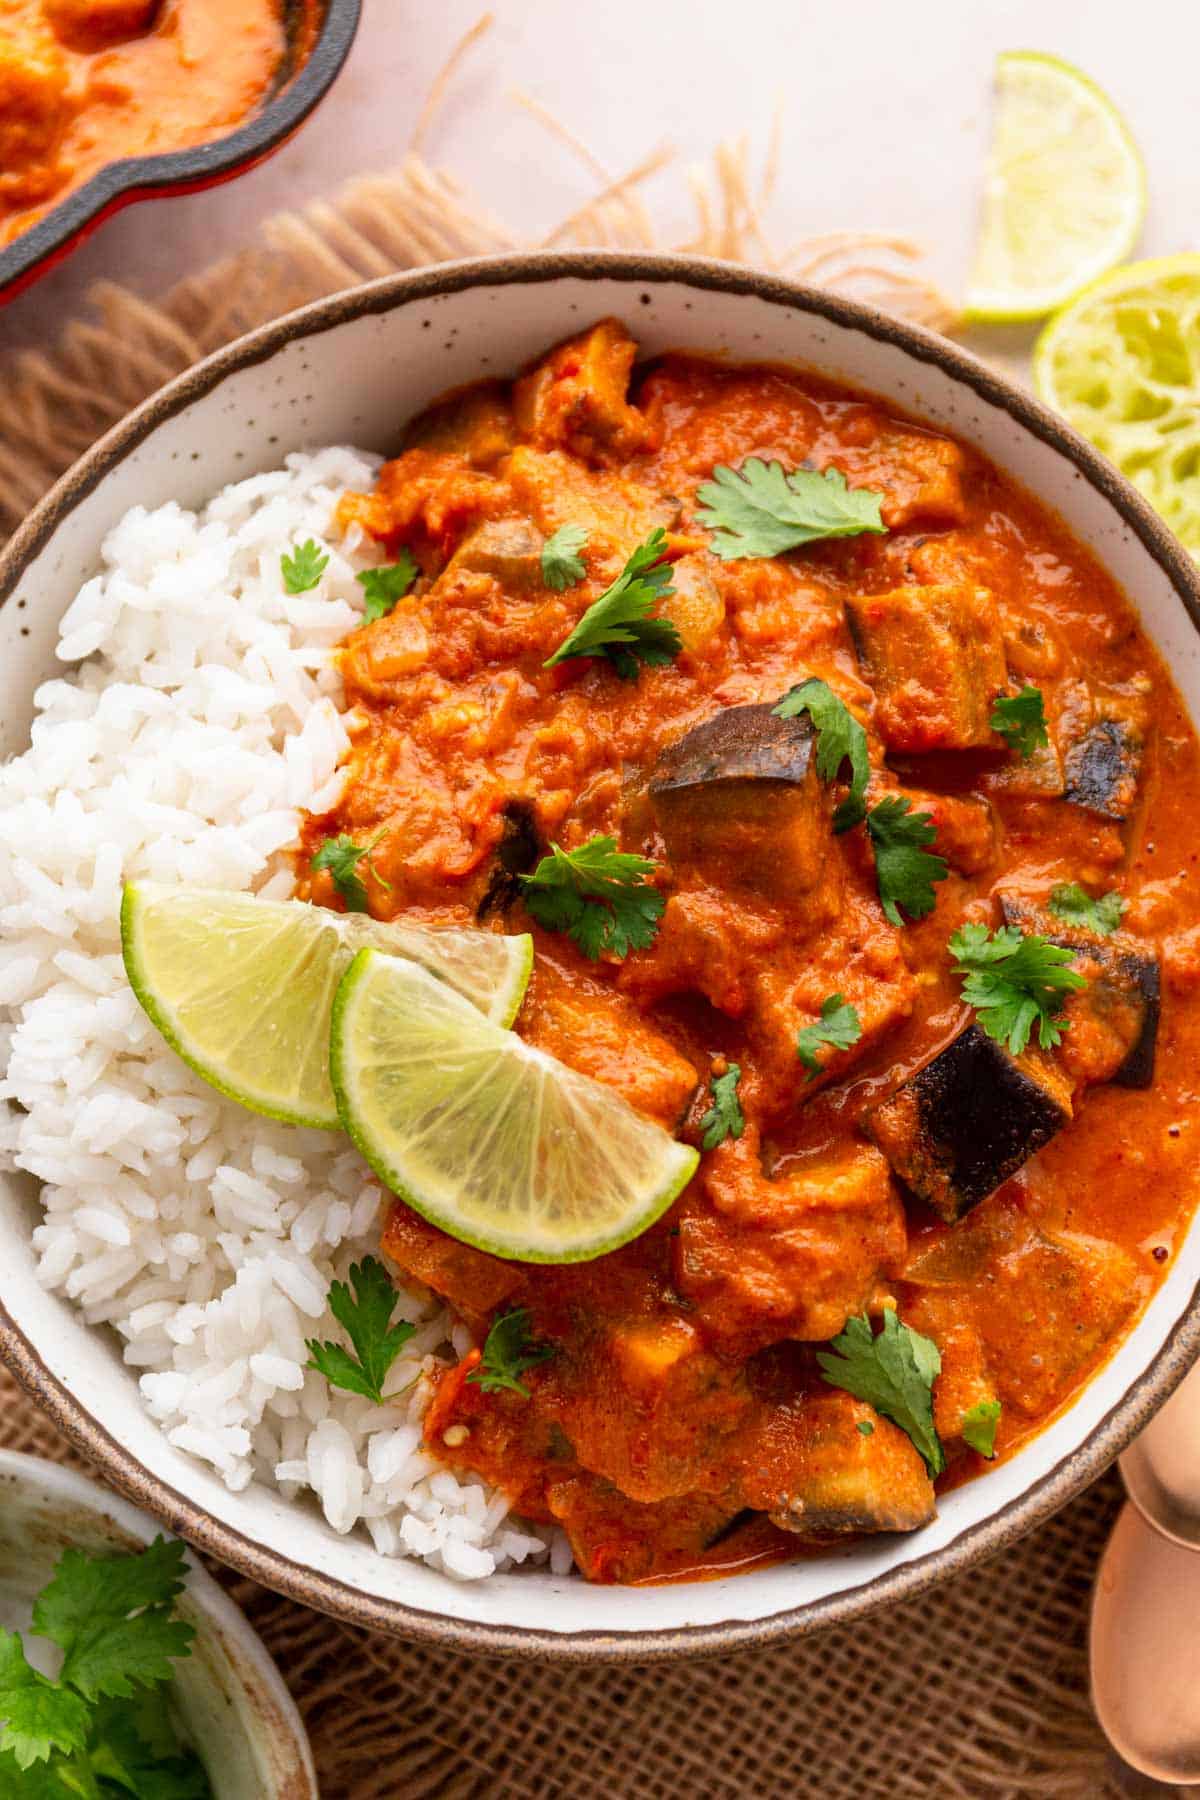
[863, 1024, 1072, 1222]
[1063, 718, 1144, 821]
[650, 702, 817, 795]
[476, 800, 540, 920]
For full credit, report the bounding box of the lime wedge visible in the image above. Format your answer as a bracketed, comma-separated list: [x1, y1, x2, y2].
[121, 883, 532, 1130]
[966, 52, 1145, 323]
[331, 948, 699, 1263]
[1034, 256, 1200, 555]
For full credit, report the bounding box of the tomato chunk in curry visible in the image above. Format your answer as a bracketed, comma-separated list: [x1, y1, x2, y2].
[300, 321, 1200, 1585]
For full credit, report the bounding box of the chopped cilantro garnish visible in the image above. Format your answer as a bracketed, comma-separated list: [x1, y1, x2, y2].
[519, 835, 664, 961]
[305, 1256, 416, 1407]
[817, 1308, 945, 1478]
[0, 1538, 207, 1792]
[541, 523, 589, 591]
[544, 529, 682, 680]
[856, 1419, 875, 1437]
[700, 1064, 745, 1150]
[695, 459, 887, 561]
[949, 921, 1087, 1056]
[962, 1398, 1002, 1459]
[991, 685, 1049, 760]
[280, 539, 329, 595]
[1048, 882, 1126, 936]
[774, 677, 871, 831]
[796, 994, 863, 1078]
[311, 829, 391, 914]
[468, 1309, 553, 1399]
[866, 797, 949, 926]
[357, 551, 418, 623]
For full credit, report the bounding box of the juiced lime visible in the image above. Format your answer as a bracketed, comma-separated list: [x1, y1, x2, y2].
[966, 52, 1145, 323]
[121, 883, 532, 1130]
[331, 948, 699, 1263]
[1034, 255, 1200, 555]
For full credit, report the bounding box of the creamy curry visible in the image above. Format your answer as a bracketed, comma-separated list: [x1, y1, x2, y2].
[0, 0, 295, 246]
[301, 321, 1200, 1584]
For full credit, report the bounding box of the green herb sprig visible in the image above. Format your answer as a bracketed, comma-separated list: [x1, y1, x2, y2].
[695, 459, 886, 561]
[949, 922, 1087, 1056]
[357, 552, 418, 624]
[699, 1065, 745, 1149]
[519, 836, 664, 960]
[774, 677, 871, 832]
[311, 829, 391, 914]
[1048, 883, 1126, 936]
[306, 1257, 416, 1406]
[541, 524, 589, 591]
[866, 797, 949, 925]
[0, 1538, 209, 1795]
[817, 1309, 945, 1477]
[467, 1309, 553, 1399]
[796, 995, 863, 1078]
[544, 529, 681, 680]
[280, 539, 329, 595]
[962, 1398, 1002, 1459]
[991, 686, 1049, 760]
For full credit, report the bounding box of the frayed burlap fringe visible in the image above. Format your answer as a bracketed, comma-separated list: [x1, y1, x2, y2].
[1, 1365, 1121, 1798]
[0, 22, 1125, 1793]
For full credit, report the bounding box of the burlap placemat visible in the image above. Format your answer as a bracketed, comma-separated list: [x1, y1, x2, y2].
[0, 109, 1133, 1797]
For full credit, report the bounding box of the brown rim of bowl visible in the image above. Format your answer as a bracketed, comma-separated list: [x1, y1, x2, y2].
[1, 251, 1198, 1663]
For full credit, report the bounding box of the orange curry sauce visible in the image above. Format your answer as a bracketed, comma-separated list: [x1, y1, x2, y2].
[300, 321, 1200, 1584]
[0, 0, 290, 246]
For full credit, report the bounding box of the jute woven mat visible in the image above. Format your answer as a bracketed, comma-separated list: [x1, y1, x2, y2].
[0, 156, 1133, 1797]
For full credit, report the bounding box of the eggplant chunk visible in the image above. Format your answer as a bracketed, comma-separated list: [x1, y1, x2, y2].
[401, 381, 513, 468]
[440, 518, 545, 594]
[1061, 679, 1151, 822]
[745, 1392, 936, 1537]
[650, 704, 828, 897]
[845, 583, 1008, 752]
[863, 1024, 1073, 1221]
[998, 894, 1160, 1088]
[476, 800, 540, 920]
[513, 319, 651, 462]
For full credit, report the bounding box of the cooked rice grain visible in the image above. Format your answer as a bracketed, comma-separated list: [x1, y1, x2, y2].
[0, 450, 553, 1580]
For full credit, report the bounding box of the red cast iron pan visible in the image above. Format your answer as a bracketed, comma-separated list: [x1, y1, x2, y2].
[0, 0, 361, 303]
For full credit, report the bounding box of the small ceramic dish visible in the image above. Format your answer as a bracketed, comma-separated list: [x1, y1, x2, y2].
[0, 1448, 316, 1797]
[0, 252, 1198, 1660]
[0, 0, 361, 303]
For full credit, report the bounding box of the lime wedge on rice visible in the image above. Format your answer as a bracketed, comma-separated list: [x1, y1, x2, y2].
[331, 948, 699, 1263]
[121, 883, 532, 1131]
[966, 52, 1145, 323]
[1034, 256, 1200, 555]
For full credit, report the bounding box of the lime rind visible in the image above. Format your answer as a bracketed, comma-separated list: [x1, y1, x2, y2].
[1033, 255, 1200, 556]
[331, 948, 700, 1265]
[965, 50, 1146, 325]
[121, 883, 533, 1131]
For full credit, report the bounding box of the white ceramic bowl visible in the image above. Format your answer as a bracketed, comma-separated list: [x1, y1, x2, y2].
[1, 253, 1198, 1660]
[0, 1450, 315, 1795]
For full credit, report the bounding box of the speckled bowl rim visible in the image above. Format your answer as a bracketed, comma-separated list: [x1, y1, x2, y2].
[1, 251, 1198, 1663]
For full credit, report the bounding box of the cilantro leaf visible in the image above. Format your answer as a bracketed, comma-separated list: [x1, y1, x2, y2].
[544, 529, 681, 680]
[311, 829, 391, 914]
[949, 922, 1087, 1056]
[796, 994, 863, 1078]
[279, 539, 329, 595]
[817, 1308, 945, 1477]
[774, 677, 871, 832]
[33, 1539, 193, 1706]
[306, 1256, 416, 1406]
[695, 459, 887, 561]
[700, 1064, 745, 1150]
[0, 1634, 89, 1770]
[85, 1695, 211, 1799]
[541, 524, 589, 591]
[467, 1309, 553, 1399]
[866, 797, 949, 926]
[519, 836, 664, 960]
[357, 551, 418, 624]
[1048, 882, 1126, 936]
[991, 685, 1049, 760]
[962, 1398, 1002, 1459]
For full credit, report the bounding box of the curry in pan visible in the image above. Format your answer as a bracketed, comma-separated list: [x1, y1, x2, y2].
[305, 319, 1200, 1583]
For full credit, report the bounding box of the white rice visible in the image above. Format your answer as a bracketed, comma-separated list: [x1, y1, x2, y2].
[0, 449, 561, 1581]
